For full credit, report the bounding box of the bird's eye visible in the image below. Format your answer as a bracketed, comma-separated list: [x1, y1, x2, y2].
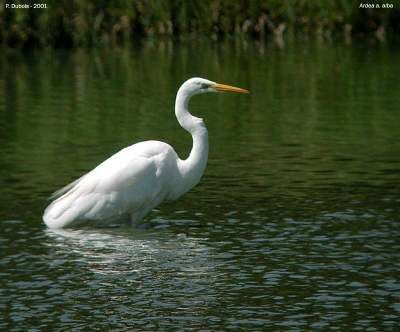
[201, 83, 209, 89]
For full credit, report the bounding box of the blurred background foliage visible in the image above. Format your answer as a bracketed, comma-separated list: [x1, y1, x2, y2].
[0, 0, 399, 47]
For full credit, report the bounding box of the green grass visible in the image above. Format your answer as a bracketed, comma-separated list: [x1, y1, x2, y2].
[1, 0, 399, 47]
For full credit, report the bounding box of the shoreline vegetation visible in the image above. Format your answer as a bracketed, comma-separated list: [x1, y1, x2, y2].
[1, 1, 399, 47]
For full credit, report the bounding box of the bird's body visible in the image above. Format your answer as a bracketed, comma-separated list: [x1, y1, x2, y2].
[43, 78, 248, 228]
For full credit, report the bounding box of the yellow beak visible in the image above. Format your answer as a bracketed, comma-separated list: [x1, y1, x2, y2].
[212, 83, 250, 94]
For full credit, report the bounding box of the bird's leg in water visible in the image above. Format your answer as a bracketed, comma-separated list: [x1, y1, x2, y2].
[130, 210, 150, 229]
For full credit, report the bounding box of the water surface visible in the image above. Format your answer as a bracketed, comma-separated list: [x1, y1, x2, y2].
[0, 39, 400, 330]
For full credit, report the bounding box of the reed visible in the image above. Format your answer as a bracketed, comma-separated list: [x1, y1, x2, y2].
[1, 0, 398, 47]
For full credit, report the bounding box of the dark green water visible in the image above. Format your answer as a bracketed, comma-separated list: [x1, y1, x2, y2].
[1, 39, 400, 330]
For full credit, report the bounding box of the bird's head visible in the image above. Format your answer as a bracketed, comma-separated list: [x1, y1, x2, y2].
[180, 77, 249, 96]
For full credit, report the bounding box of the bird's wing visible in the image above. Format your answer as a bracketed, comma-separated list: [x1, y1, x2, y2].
[49, 174, 87, 200]
[44, 143, 170, 228]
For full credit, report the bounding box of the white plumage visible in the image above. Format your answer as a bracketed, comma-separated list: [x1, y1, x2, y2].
[43, 77, 249, 228]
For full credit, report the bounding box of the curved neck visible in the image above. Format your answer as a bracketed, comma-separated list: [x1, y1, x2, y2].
[175, 87, 209, 194]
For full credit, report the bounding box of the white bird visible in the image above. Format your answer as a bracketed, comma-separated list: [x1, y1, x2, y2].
[43, 77, 249, 229]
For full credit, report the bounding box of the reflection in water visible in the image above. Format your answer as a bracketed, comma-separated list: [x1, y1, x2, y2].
[44, 228, 214, 279]
[0, 226, 218, 330]
[2, 208, 399, 330]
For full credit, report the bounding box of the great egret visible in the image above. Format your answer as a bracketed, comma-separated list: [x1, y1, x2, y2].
[43, 77, 249, 229]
